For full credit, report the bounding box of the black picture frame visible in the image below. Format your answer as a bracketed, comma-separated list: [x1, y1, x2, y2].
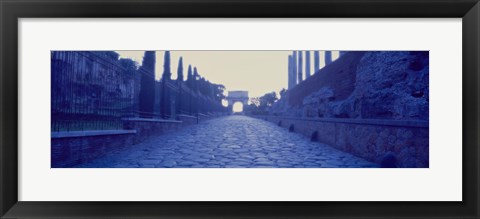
[1, 0, 479, 218]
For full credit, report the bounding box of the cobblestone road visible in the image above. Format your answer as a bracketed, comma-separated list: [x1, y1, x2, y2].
[77, 115, 378, 168]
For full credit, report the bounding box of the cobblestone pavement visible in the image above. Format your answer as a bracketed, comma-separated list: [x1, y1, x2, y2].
[76, 115, 378, 168]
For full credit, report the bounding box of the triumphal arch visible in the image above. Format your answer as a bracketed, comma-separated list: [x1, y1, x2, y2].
[226, 91, 249, 112]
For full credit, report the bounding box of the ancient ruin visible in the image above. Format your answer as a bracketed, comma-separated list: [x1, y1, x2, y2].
[51, 50, 429, 168]
[263, 51, 429, 167]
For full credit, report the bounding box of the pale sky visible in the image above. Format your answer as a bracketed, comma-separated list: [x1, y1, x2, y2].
[116, 51, 339, 98]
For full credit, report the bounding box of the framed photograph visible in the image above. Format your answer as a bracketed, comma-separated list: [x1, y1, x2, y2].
[1, 0, 479, 218]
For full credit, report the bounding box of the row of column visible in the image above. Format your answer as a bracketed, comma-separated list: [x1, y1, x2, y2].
[288, 51, 346, 89]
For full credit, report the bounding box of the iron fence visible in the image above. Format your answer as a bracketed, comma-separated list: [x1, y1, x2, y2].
[51, 51, 227, 132]
[51, 51, 135, 131]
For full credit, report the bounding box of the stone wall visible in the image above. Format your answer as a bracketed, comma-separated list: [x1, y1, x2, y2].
[51, 130, 137, 168]
[272, 51, 429, 121]
[253, 115, 428, 168]
[265, 51, 429, 168]
[52, 118, 184, 167]
[178, 113, 226, 126]
[287, 52, 366, 107]
[52, 115, 227, 167]
[122, 118, 183, 144]
[177, 114, 198, 126]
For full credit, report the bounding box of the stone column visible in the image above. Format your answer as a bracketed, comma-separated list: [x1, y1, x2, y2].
[325, 51, 332, 66]
[292, 51, 297, 85]
[288, 55, 293, 89]
[305, 51, 311, 78]
[314, 51, 320, 73]
[298, 51, 303, 83]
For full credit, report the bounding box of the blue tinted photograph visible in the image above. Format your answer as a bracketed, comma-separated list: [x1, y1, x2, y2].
[51, 51, 429, 168]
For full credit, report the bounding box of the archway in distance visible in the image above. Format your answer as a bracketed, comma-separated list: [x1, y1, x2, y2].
[226, 90, 249, 113]
[232, 102, 244, 113]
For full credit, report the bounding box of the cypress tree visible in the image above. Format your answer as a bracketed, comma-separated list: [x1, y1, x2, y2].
[186, 64, 193, 114]
[187, 65, 193, 89]
[138, 51, 156, 117]
[193, 67, 199, 92]
[162, 51, 171, 81]
[160, 51, 171, 118]
[192, 67, 199, 114]
[176, 57, 184, 115]
[177, 57, 183, 82]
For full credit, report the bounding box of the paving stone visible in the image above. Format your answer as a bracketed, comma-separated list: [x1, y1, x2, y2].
[75, 115, 379, 168]
[138, 160, 161, 166]
[158, 160, 177, 168]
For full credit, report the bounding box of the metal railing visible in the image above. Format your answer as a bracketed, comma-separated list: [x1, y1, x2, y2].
[51, 51, 227, 132]
[51, 51, 135, 131]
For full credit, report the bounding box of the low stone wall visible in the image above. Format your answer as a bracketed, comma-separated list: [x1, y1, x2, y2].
[177, 114, 198, 126]
[198, 113, 211, 122]
[178, 113, 227, 125]
[51, 130, 137, 167]
[252, 115, 428, 168]
[122, 118, 183, 144]
[51, 115, 229, 168]
[52, 118, 185, 167]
